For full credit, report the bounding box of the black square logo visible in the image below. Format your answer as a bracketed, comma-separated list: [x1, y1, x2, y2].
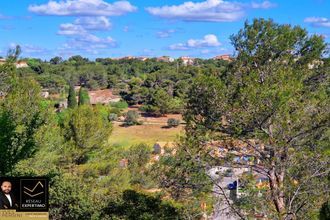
[20, 179, 48, 211]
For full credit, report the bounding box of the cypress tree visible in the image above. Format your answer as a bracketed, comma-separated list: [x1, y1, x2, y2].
[68, 83, 77, 108]
[78, 87, 90, 105]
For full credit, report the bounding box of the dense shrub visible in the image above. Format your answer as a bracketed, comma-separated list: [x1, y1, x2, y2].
[110, 100, 128, 109]
[124, 110, 141, 126]
[167, 118, 180, 127]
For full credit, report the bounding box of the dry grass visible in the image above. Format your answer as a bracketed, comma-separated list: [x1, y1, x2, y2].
[109, 123, 184, 148]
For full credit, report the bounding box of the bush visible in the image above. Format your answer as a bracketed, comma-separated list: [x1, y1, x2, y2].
[109, 107, 121, 115]
[100, 190, 182, 220]
[110, 101, 128, 109]
[50, 175, 94, 219]
[108, 113, 118, 121]
[124, 110, 140, 126]
[167, 118, 180, 127]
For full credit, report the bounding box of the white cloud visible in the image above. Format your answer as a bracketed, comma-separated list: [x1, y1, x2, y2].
[74, 16, 111, 30]
[188, 34, 220, 47]
[169, 43, 190, 50]
[146, 0, 276, 22]
[74, 34, 116, 46]
[304, 17, 330, 28]
[58, 23, 87, 36]
[200, 47, 228, 55]
[23, 44, 48, 54]
[58, 33, 117, 56]
[157, 29, 176, 38]
[58, 16, 111, 36]
[251, 1, 276, 9]
[29, 0, 137, 16]
[169, 34, 221, 50]
[8, 43, 49, 56]
[146, 0, 244, 22]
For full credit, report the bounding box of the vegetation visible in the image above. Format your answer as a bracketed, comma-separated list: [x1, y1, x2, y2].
[167, 118, 180, 127]
[67, 83, 77, 108]
[124, 110, 141, 126]
[0, 18, 328, 220]
[100, 189, 182, 220]
[160, 18, 330, 219]
[78, 87, 90, 105]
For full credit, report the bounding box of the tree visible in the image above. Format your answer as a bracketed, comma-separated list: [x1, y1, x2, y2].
[319, 200, 330, 220]
[68, 55, 89, 66]
[0, 77, 44, 176]
[78, 87, 90, 105]
[49, 174, 94, 219]
[7, 45, 21, 62]
[61, 105, 112, 164]
[27, 58, 44, 74]
[100, 189, 182, 220]
[124, 110, 141, 126]
[173, 18, 329, 219]
[67, 83, 77, 109]
[125, 143, 153, 186]
[49, 56, 63, 65]
[152, 89, 172, 115]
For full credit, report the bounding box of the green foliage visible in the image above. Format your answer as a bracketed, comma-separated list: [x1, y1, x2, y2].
[167, 118, 180, 127]
[7, 45, 21, 62]
[60, 105, 112, 164]
[36, 74, 67, 94]
[108, 113, 118, 121]
[319, 200, 330, 220]
[49, 174, 94, 220]
[27, 58, 44, 74]
[78, 87, 90, 105]
[110, 100, 128, 109]
[68, 55, 89, 66]
[49, 56, 63, 65]
[67, 83, 77, 108]
[124, 110, 141, 126]
[0, 78, 44, 176]
[181, 18, 329, 218]
[100, 190, 182, 220]
[125, 143, 154, 187]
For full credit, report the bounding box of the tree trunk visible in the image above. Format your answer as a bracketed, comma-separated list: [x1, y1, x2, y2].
[269, 165, 286, 219]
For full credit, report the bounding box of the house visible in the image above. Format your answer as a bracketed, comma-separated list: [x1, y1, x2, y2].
[157, 56, 174, 62]
[136, 57, 148, 61]
[0, 59, 29, 68]
[88, 89, 121, 105]
[179, 56, 195, 66]
[15, 60, 28, 68]
[121, 56, 135, 60]
[213, 54, 233, 62]
[153, 141, 176, 155]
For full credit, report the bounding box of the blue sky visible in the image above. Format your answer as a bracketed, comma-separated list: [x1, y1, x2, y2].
[0, 0, 329, 60]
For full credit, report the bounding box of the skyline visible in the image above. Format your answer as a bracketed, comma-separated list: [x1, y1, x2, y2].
[0, 0, 329, 60]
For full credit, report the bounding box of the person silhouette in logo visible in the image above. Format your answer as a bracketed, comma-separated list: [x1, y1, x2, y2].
[0, 180, 18, 209]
